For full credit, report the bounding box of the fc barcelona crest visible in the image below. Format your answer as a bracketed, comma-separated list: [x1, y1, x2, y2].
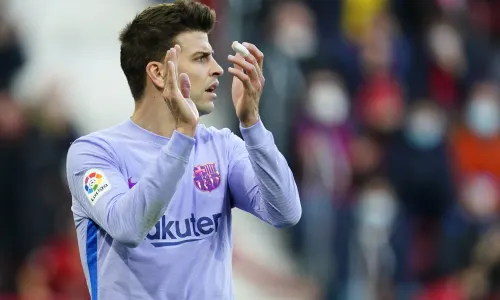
[193, 163, 221, 192]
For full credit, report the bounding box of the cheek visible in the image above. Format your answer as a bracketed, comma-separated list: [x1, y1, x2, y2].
[178, 63, 207, 92]
[188, 75, 204, 92]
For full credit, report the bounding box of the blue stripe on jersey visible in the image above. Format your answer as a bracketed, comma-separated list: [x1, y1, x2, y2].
[86, 219, 99, 299]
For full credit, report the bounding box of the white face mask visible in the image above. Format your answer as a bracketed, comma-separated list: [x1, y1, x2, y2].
[466, 97, 500, 138]
[307, 83, 349, 126]
[274, 24, 317, 59]
[358, 189, 397, 231]
[406, 110, 445, 149]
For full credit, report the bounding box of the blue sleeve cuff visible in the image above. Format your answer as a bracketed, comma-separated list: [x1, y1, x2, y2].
[239, 120, 271, 148]
[163, 130, 195, 162]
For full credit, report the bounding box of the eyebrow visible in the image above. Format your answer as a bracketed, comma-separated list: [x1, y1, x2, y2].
[191, 50, 214, 58]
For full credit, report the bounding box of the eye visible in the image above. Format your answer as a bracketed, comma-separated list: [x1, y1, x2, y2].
[195, 55, 210, 63]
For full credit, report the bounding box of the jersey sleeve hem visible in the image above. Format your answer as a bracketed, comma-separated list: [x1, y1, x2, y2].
[163, 130, 195, 162]
[239, 120, 272, 149]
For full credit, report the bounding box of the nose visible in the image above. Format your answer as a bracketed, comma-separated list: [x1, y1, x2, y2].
[210, 57, 224, 77]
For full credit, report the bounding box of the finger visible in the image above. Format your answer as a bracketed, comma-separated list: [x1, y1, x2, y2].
[174, 44, 181, 65]
[242, 42, 264, 71]
[240, 53, 264, 84]
[174, 44, 182, 54]
[228, 67, 252, 89]
[166, 61, 191, 116]
[239, 52, 263, 80]
[166, 61, 179, 96]
[163, 49, 171, 68]
[228, 54, 259, 81]
[171, 46, 180, 82]
[232, 56, 243, 71]
[162, 49, 172, 81]
[237, 52, 264, 85]
[179, 73, 191, 99]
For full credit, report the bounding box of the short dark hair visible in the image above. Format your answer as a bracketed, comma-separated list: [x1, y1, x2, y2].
[119, 0, 216, 100]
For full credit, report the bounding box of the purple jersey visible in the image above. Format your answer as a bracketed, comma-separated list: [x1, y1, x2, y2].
[65, 118, 301, 299]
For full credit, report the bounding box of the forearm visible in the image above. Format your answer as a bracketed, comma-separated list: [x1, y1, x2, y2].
[71, 131, 195, 247]
[241, 121, 301, 227]
[112, 131, 193, 245]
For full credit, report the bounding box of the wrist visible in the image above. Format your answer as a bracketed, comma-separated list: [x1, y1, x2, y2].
[239, 114, 260, 128]
[176, 126, 196, 138]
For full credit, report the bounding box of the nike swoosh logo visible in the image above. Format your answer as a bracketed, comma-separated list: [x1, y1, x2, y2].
[128, 177, 137, 189]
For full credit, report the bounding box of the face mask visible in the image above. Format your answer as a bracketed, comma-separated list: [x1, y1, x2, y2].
[274, 24, 317, 59]
[466, 97, 500, 138]
[406, 111, 444, 149]
[307, 83, 349, 126]
[358, 190, 396, 231]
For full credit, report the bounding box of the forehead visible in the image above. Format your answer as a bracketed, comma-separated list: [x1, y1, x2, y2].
[175, 31, 213, 55]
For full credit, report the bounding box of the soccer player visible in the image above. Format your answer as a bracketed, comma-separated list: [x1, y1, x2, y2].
[65, 1, 302, 299]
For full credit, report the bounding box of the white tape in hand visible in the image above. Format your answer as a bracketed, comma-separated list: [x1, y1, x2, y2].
[231, 41, 250, 58]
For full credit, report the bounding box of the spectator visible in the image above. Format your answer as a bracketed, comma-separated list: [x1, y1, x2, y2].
[0, 13, 26, 294]
[451, 82, 500, 181]
[386, 100, 456, 284]
[354, 15, 406, 142]
[342, 177, 399, 300]
[293, 69, 353, 292]
[0, 13, 24, 91]
[242, 0, 307, 162]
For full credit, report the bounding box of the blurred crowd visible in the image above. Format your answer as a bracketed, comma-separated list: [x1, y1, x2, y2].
[238, 0, 500, 299]
[0, 3, 84, 298]
[2, 0, 500, 299]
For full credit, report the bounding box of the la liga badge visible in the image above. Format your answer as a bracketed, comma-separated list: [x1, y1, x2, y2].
[83, 169, 111, 206]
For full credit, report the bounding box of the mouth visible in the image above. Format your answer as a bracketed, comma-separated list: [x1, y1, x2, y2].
[205, 81, 219, 95]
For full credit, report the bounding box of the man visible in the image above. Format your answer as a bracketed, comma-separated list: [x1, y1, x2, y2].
[65, 1, 302, 299]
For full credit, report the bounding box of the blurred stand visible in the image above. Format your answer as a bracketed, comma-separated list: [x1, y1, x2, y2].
[5, 0, 147, 134]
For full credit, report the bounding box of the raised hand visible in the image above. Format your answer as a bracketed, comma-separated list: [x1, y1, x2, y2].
[162, 45, 199, 137]
[227, 42, 265, 128]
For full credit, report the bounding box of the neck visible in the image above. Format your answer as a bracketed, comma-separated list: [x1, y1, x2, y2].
[131, 94, 177, 138]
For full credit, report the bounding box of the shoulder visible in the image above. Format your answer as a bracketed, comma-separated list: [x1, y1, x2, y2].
[67, 123, 127, 170]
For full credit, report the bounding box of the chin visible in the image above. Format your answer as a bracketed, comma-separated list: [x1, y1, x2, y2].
[196, 102, 215, 116]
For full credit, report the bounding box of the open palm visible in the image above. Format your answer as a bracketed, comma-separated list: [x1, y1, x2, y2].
[228, 43, 265, 127]
[162, 45, 199, 130]
[230, 69, 259, 118]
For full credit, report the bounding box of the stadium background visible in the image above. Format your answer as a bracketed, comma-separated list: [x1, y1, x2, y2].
[1, 0, 500, 299]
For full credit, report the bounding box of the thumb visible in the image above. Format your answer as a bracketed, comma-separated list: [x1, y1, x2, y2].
[179, 73, 191, 98]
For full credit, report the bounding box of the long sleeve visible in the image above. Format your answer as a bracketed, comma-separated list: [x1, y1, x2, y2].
[227, 120, 301, 228]
[66, 131, 195, 247]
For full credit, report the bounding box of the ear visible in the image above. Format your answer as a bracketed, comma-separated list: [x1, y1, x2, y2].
[146, 61, 165, 89]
